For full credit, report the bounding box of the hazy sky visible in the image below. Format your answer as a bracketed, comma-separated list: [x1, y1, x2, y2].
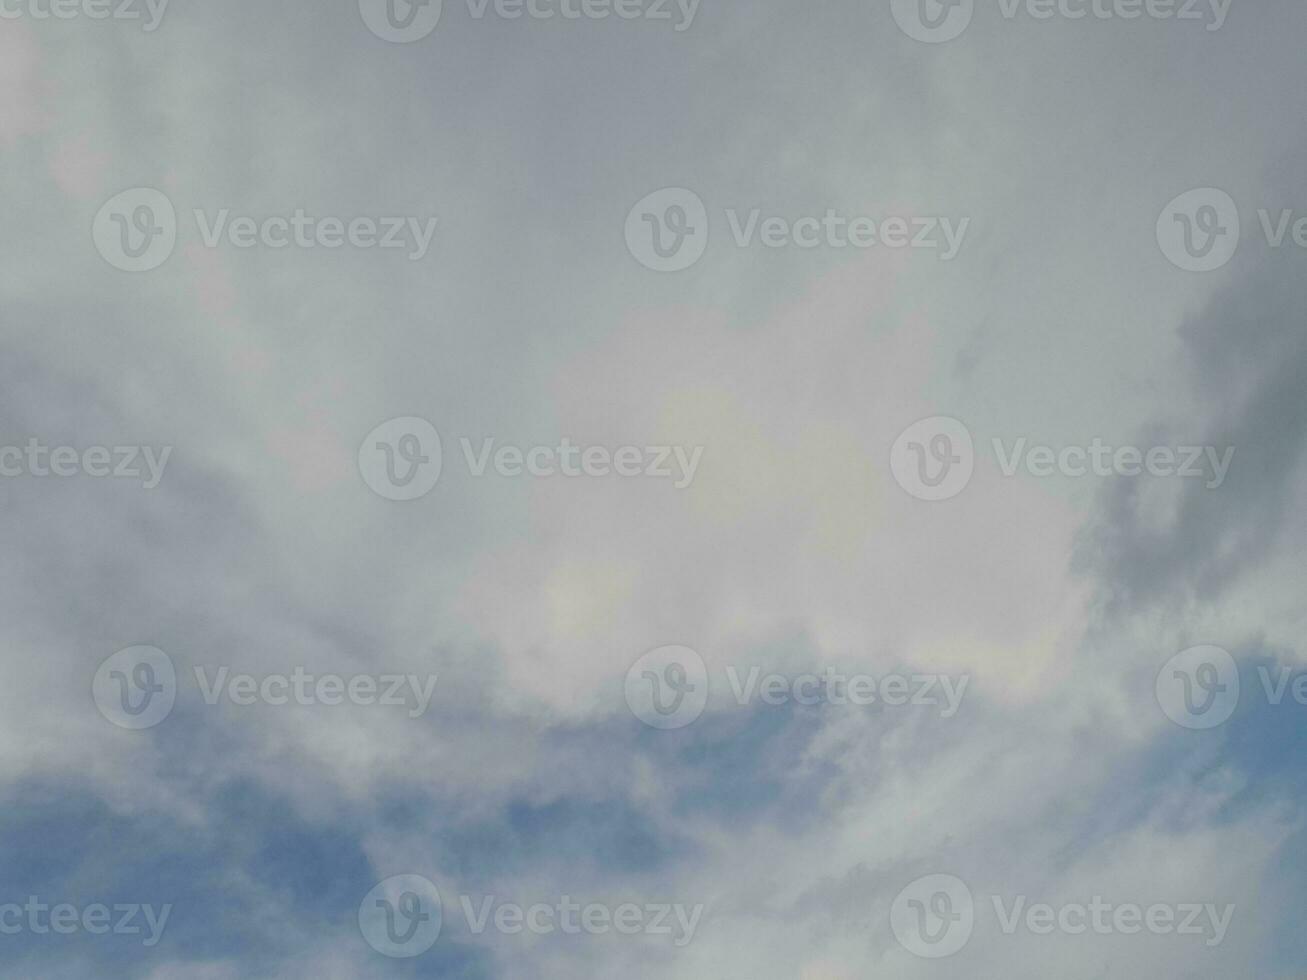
[2, 0, 1306, 976]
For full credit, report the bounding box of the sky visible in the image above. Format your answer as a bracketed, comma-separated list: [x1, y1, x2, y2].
[2, 0, 1307, 976]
